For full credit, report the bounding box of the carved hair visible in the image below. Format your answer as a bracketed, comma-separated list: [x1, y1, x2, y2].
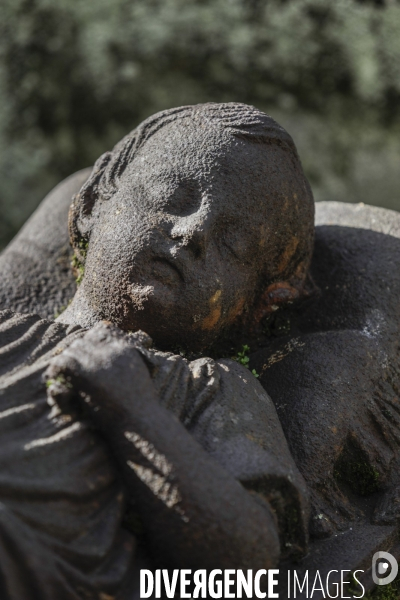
[69, 102, 314, 306]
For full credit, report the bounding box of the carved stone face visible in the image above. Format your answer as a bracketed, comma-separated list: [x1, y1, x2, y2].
[82, 119, 301, 351]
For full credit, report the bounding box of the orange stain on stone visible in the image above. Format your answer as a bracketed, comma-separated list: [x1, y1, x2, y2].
[227, 297, 246, 323]
[210, 290, 222, 304]
[200, 289, 223, 330]
[277, 235, 299, 273]
[201, 305, 222, 330]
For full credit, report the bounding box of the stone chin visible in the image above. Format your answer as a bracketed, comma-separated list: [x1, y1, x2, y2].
[106, 288, 220, 354]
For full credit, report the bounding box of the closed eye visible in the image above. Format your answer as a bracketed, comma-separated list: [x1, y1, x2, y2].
[164, 182, 202, 217]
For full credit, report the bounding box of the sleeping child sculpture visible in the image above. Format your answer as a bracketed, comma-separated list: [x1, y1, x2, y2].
[0, 103, 399, 598]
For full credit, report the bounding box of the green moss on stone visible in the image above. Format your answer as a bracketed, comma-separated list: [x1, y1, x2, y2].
[365, 575, 400, 599]
[232, 344, 259, 378]
[71, 253, 85, 286]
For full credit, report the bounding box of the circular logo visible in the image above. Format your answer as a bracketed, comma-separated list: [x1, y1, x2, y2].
[372, 552, 398, 586]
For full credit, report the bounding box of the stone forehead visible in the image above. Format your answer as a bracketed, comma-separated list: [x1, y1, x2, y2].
[126, 118, 280, 190]
[115, 102, 295, 178]
[133, 117, 236, 168]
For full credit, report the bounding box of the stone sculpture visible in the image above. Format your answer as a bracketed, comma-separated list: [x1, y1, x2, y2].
[0, 103, 399, 598]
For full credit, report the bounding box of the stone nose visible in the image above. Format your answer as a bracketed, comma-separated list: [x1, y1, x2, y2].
[169, 212, 214, 260]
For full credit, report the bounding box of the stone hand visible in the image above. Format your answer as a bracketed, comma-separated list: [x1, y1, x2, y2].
[45, 322, 280, 570]
[45, 321, 153, 425]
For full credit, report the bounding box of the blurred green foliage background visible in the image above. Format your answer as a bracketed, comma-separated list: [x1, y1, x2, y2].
[0, 0, 399, 249]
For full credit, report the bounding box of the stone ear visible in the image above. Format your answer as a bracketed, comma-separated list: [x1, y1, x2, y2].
[252, 272, 316, 326]
[68, 152, 112, 263]
[250, 281, 299, 328]
[258, 281, 301, 315]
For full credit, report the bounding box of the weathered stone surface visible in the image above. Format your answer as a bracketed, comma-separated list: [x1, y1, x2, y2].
[0, 103, 399, 597]
[0, 310, 134, 599]
[278, 524, 398, 598]
[316, 200, 400, 238]
[59, 104, 315, 354]
[0, 168, 90, 319]
[251, 205, 400, 541]
[0, 311, 310, 598]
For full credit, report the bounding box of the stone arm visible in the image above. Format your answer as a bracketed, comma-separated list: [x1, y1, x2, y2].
[45, 323, 280, 571]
